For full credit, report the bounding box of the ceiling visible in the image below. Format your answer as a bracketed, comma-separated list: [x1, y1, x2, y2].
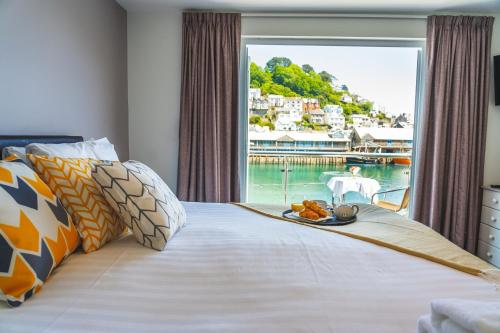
[117, 0, 500, 13]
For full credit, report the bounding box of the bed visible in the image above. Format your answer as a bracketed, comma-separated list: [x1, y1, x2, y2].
[1, 202, 498, 333]
[0, 136, 498, 333]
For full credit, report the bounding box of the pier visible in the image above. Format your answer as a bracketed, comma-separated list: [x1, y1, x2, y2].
[248, 151, 411, 165]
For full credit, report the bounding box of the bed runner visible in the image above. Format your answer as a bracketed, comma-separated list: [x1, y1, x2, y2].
[234, 203, 500, 285]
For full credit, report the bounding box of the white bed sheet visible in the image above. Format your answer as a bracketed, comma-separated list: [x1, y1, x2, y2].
[1, 202, 498, 333]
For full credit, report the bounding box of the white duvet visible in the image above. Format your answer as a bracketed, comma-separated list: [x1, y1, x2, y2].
[0, 203, 498, 333]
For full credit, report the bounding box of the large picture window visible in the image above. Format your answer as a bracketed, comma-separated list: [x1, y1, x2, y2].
[241, 39, 424, 215]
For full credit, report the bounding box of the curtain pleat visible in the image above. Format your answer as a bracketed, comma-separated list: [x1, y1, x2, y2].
[412, 15, 494, 253]
[177, 12, 241, 202]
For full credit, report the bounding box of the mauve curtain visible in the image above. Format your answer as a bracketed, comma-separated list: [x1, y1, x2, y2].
[412, 15, 494, 252]
[177, 12, 241, 203]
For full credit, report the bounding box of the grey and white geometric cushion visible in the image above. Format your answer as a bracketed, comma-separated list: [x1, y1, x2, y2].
[91, 160, 186, 250]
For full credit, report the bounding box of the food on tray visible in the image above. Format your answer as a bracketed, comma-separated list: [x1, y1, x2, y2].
[303, 200, 329, 218]
[291, 203, 305, 212]
[299, 209, 320, 220]
[294, 200, 331, 221]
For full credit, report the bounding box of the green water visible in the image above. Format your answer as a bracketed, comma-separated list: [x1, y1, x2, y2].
[247, 163, 411, 205]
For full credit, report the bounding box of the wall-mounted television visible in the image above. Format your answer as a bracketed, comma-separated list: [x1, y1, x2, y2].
[495, 55, 500, 106]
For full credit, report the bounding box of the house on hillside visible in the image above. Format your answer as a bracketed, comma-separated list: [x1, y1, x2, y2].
[351, 127, 413, 153]
[302, 98, 320, 111]
[351, 114, 371, 127]
[284, 97, 303, 121]
[275, 114, 297, 131]
[284, 97, 303, 111]
[324, 113, 345, 129]
[323, 104, 343, 114]
[249, 88, 261, 100]
[308, 109, 325, 124]
[268, 94, 285, 107]
[249, 98, 269, 115]
[323, 104, 344, 128]
[341, 94, 353, 103]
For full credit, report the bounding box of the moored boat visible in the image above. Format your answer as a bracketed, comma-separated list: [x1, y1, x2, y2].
[392, 157, 411, 166]
[346, 156, 380, 164]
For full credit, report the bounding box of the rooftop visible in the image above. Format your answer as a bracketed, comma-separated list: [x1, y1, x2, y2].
[308, 109, 325, 115]
[249, 131, 350, 142]
[354, 127, 413, 141]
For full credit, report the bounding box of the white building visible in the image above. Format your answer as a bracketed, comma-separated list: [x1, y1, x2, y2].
[323, 104, 343, 115]
[341, 94, 353, 103]
[308, 109, 325, 124]
[268, 94, 285, 107]
[283, 97, 303, 121]
[351, 114, 371, 127]
[324, 113, 346, 129]
[284, 97, 303, 111]
[249, 88, 261, 100]
[249, 131, 351, 152]
[275, 113, 297, 131]
[248, 124, 271, 133]
[249, 98, 268, 111]
[323, 104, 345, 128]
[352, 127, 413, 153]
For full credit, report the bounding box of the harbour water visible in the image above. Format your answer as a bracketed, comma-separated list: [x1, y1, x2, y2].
[247, 162, 411, 205]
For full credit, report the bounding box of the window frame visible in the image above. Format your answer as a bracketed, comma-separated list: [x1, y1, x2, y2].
[239, 37, 426, 215]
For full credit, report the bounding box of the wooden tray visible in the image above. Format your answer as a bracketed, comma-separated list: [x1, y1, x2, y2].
[282, 209, 357, 226]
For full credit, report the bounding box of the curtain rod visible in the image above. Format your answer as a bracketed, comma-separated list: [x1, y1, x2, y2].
[241, 13, 428, 19]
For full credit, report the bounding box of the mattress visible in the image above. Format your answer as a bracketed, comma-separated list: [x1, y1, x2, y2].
[0, 202, 498, 333]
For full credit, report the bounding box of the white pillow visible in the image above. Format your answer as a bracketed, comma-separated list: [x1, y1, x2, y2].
[2, 146, 27, 160]
[26, 138, 119, 161]
[88, 138, 120, 161]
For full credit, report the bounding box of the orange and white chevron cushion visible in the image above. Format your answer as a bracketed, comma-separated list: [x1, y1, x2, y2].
[0, 158, 80, 307]
[29, 156, 126, 253]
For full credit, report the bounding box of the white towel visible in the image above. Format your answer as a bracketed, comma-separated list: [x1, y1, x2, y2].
[417, 299, 500, 333]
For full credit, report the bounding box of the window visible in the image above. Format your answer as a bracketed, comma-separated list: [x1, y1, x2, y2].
[241, 39, 424, 214]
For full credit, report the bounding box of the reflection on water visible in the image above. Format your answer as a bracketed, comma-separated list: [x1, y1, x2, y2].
[247, 163, 411, 205]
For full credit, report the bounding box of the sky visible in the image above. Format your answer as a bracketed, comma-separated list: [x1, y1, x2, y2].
[248, 45, 420, 117]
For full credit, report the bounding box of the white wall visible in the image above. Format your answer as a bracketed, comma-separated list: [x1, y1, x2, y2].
[127, 10, 500, 190]
[242, 16, 426, 38]
[0, 0, 129, 159]
[128, 8, 182, 189]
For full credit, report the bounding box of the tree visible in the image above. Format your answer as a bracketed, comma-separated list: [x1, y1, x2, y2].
[265, 57, 292, 72]
[261, 121, 275, 130]
[377, 112, 388, 120]
[249, 63, 271, 88]
[249, 115, 261, 125]
[360, 101, 374, 113]
[341, 84, 349, 91]
[319, 70, 333, 83]
[302, 114, 311, 122]
[302, 64, 315, 73]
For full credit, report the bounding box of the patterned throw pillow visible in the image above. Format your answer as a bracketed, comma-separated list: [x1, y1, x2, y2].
[29, 156, 126, 253]
[0, 158, 79, 307]
[91, 161, 186, 251]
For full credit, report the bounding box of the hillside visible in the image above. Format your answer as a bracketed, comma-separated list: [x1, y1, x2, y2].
[250, 57, 380, 118]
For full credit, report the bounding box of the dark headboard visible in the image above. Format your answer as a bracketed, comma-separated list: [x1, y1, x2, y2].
[0, 135, 84, 158]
